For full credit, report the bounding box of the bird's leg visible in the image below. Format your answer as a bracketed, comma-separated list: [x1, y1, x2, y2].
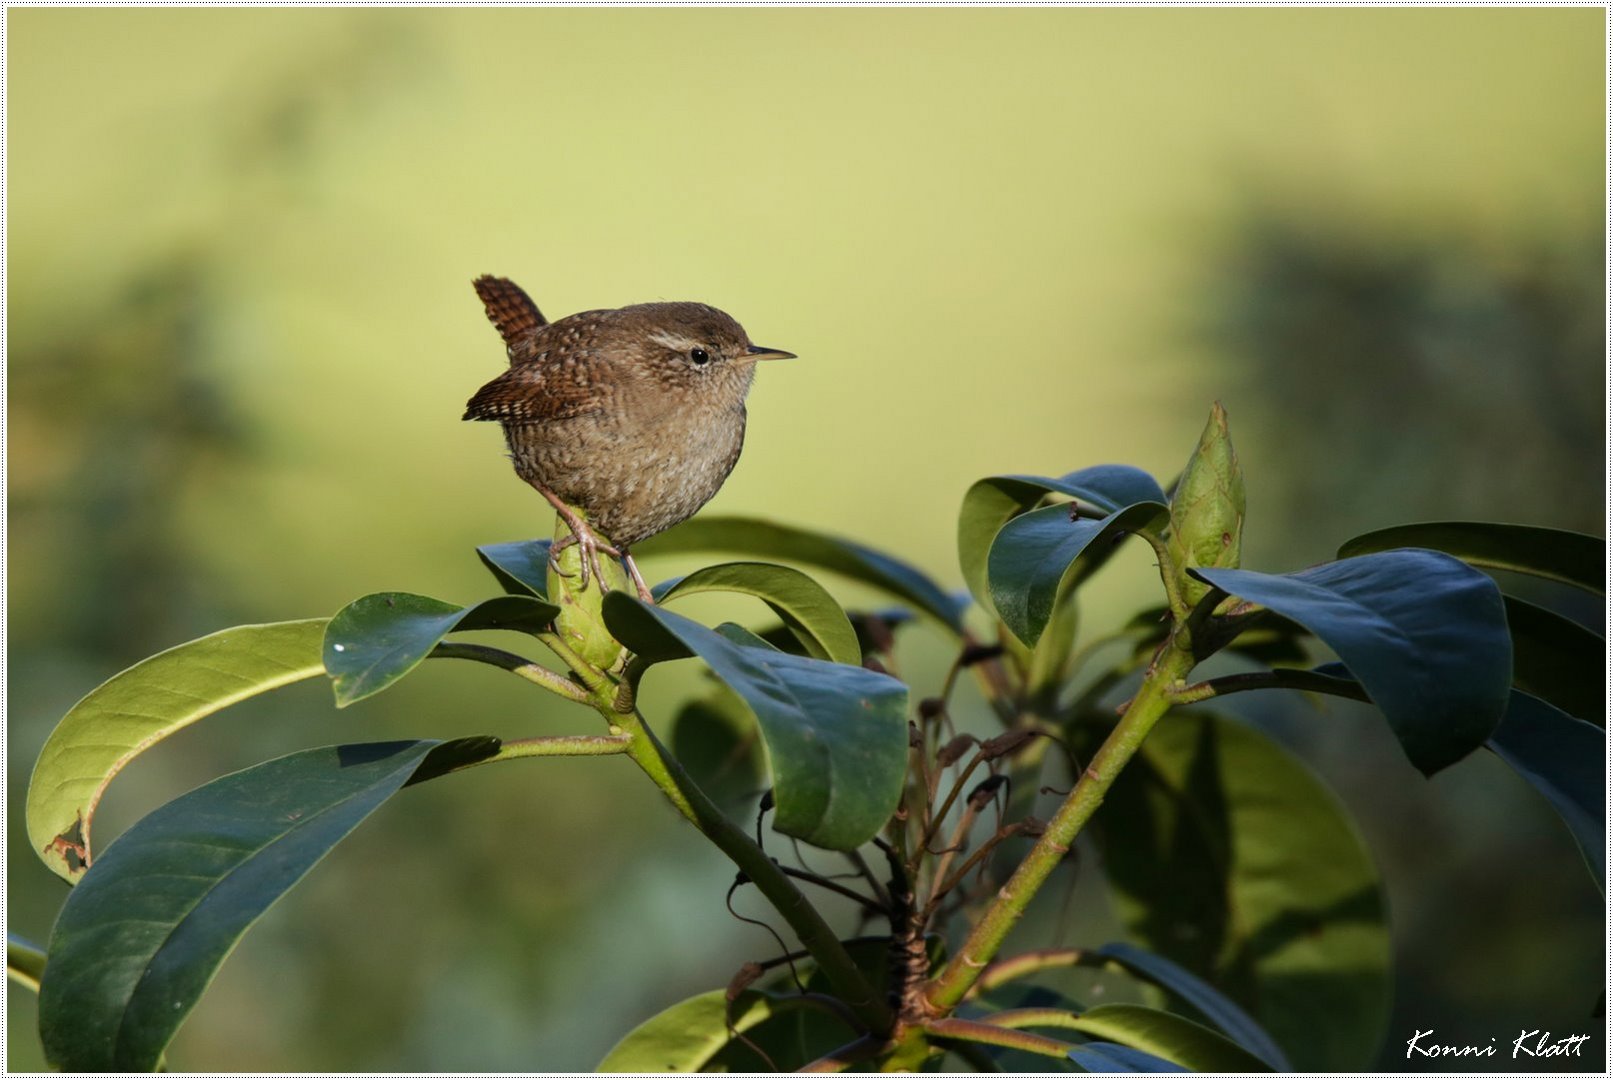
[620, 549, 656, 605]
[528, 481, 619, 591]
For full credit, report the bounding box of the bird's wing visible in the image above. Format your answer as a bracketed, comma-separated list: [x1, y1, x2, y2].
[462, 356, 601, 423]
[473, 275, 547, 354]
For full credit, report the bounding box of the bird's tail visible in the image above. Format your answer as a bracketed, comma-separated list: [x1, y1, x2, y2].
[473, 275, 546, 354]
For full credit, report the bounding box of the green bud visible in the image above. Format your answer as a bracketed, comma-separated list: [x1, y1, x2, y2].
[548, 509, 628, 672]
[1167, 402, 1246, 609]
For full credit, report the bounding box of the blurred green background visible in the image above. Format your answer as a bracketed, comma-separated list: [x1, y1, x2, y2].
[7, 7, 1603, 1071]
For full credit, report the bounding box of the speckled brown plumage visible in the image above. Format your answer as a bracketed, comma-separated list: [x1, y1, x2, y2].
[464, 276, 794, 563]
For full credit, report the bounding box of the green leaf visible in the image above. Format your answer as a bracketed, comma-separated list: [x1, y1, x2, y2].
[988, 501, 1170, 647]
[39, 738, 497, 1072]
[8, 936, 46, 993]
[323, 592, 560, 707]
[26, 619, 328, 884]
[670, 686, 764, 809]
[476, 538, 552, 598]
[1068, 1041, 1188, 1073]
[1487, 691, 1605, 889]
[654, 561, 862, 665]
[1195, 550, 1512, 775]
[1089, 712, 1389, 1070]
[635, 515, 965, 633]
[598, 988, 829, 1071]
[602, 595, 908, 850]
[959, 466, 1168, 617]
[1338, 521, 1604, 595]
[1503, 595, 1604, 725]
[1093, 942, 1289, 1069]
[1067, 1004, 1272, 1071]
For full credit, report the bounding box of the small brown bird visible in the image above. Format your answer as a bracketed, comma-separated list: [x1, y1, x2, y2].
[464, 276, 794, 601]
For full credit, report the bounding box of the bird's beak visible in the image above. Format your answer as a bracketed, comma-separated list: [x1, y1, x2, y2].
[746, 345, 797, 361]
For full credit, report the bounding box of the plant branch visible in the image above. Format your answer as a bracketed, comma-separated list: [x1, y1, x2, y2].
[429, 642, 592, 704]
[1169, 667, 1370, 706]
[921, 1017, 1075, 1059]
[493, 733, 631, 759]
[921, 640, 1197, 1012]
[798, 1034, 885, 1072]
[612, 707, 893, 1034]
[967, 947, 1092, 998]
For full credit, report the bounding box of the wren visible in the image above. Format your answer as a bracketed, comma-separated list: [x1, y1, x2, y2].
[464, 275, 794, 601]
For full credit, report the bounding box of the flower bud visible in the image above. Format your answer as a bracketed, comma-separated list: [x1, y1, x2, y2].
[548, 509, 628, 671]
[1167, 402, 1246, 607]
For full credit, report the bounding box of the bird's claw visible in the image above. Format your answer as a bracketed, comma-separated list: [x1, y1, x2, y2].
[549, 527, 619, 593]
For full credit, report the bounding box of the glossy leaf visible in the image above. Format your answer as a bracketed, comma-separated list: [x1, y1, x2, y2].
[1487, 691, 1605, 888]
[1094, 942, 1289, 1069]
[636, 515, 965, 633]
[1089, 712, 1389, 1070]
[1067, 1004, 1272, 1071]
[476, 538, 553, 598]
[989, 501, 1170, 647]
[654, 560, 861, 665]
[602, 594, 907, 850]
[26, 619, 328, 884]
[1338, 521, 1604, 595]
[670, 685, 764, 809]
[959, 466, 1169, 616]
[1503, 595, 1604, 725]
[8, 936, 46, 993]
[323, 592, 560, 706]
[1068, 1041, 1188, 1073]
[1196, 550, 1512, 775]
[597, 989, 807, 1071]
[39, 738, 497, 1072]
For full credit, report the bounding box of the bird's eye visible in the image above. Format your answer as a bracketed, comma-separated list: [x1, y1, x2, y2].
[689, 347, 710, 366]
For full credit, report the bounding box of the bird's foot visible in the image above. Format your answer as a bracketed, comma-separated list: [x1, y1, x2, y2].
[621, 551, 656, 605]
[548, 528, 622, 592]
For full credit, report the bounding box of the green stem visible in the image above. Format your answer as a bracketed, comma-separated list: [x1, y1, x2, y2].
[922, 641, 1197, 1013]
[1171, 668, 1370, 706]
[612, 707, 894, 1034]
[1139, 530, 1191, 622]
[967, 947, 1091, 998]
[537, 630, 611, 696]
[922, 1017, 1075, 1059]
[430, 642, 592, 704]
[494, 733, 631, 759]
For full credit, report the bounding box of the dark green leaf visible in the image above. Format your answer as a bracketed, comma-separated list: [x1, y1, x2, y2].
[39, 739, 497, 1072]
[1089, 711, 1389, 1069]
[988, 501, 1170, 647]
[1338, 521, 1604, 595]
[654, 561, 861, 665]
[1066, 1004, 1272, 1071]
[1068, 1041, 1188, 1073]
[602, 595, 907, 851]
[1094, 942, 1289, 1069]
[476, 538, 553, 598]
[1504, 595, 1604, 725]
[1196, 551, 1512, 775]
[27, 619, 328, 883]
[635, 516, 965, 633]
[958, 466, 1168, 616]
[8, 936, 46, 993]
[324, 592, 560, 706]
[671, 686, 764, 810]
[1487, 691, 1605, 888]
